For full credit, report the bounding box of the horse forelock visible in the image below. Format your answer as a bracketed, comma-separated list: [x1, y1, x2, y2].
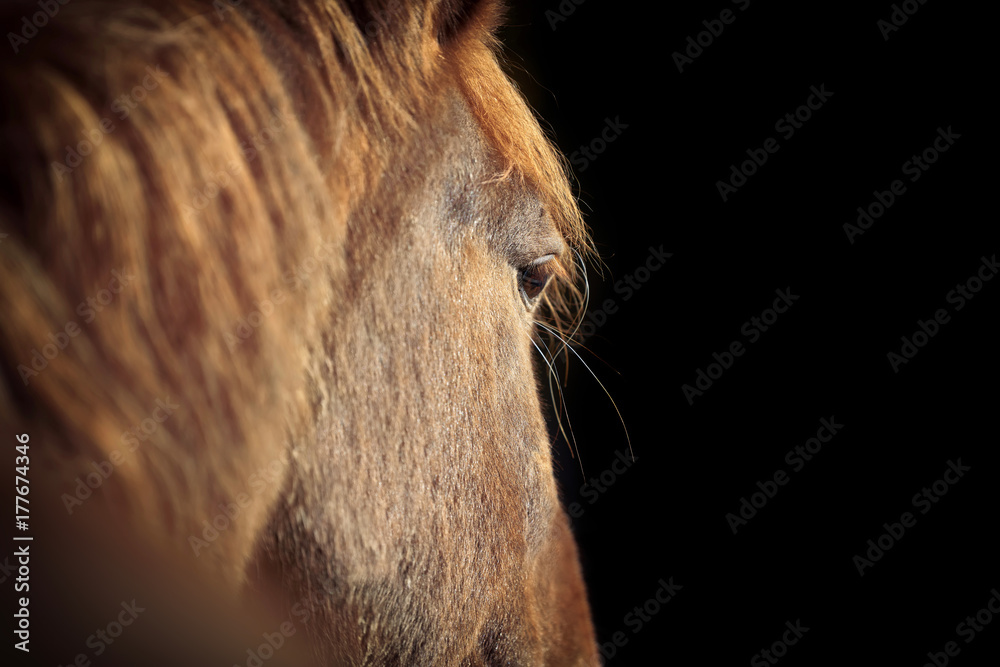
[337, 0, 593, 334]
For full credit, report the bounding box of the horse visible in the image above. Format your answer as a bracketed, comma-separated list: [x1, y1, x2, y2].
[0, 1, 598, 664]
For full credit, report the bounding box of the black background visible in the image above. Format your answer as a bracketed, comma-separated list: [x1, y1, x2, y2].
[500, 1, 995, 665]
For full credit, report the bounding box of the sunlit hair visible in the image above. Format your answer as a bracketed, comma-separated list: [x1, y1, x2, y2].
[0, 0, 591, 576]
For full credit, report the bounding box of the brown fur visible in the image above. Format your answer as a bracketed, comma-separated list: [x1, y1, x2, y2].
[0, 1, 597, 664]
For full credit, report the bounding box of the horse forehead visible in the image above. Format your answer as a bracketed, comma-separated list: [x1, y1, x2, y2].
[413, 91, 565, 259]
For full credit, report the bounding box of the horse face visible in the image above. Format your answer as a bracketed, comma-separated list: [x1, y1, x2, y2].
[254, 8, 599, 665]
[254, 82, 594, 667]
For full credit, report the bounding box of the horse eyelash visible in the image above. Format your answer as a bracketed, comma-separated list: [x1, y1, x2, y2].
[520, 257, 556, 301]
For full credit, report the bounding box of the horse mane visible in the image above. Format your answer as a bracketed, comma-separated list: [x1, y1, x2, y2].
[0, 0, 589, 585]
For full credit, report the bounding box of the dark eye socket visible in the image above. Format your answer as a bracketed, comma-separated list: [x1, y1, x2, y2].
[520, 256, 556, 303]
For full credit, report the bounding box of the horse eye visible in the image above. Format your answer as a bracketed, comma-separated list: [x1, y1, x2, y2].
[520, 257, 555, 302]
